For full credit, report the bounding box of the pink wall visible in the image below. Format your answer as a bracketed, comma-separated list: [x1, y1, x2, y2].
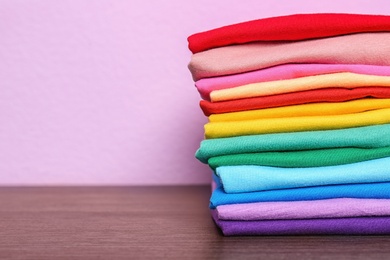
[1, 0, 389, 185]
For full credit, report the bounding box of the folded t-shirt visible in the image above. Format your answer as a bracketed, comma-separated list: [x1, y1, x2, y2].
[200, 87, 390, 116]
[189, 33, 390, 81]
[216, 157, 390, 193]
[216, 198, 390, 220]
[209, 98, 390, 122]
[205, 107, 390, 138]
[210, 72, 390, 102]
[210, 177, 390, 208]
[211, 210, 390, 236]
[188, 13, 390, 53]
[196, 124, 390, 163]
[196, 64, 390, 100]
[208, 146, 390, 169]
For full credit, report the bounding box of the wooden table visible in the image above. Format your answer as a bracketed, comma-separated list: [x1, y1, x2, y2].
[1, 186, 390, 259]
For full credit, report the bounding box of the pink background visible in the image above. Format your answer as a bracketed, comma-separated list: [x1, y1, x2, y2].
[1, 0, 389, 185]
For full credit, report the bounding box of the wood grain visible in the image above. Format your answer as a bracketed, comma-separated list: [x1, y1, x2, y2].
[1, 186, 390, 259]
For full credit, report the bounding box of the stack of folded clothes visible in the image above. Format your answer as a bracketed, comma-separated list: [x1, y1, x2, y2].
[187, 13, 390, 236]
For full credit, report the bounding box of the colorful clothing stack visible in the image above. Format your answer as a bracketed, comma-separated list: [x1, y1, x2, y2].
[187, 13, 390, 236]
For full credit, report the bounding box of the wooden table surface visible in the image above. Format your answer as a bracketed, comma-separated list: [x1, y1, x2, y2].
[1, 186, 390, 259]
